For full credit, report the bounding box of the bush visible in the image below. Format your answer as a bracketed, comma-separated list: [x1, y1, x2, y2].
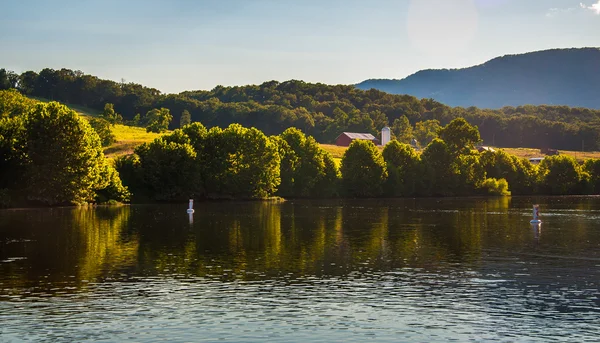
[481, 178, 511, 196]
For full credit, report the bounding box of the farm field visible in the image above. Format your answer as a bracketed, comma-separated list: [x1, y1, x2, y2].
[320, 143, 600, 163]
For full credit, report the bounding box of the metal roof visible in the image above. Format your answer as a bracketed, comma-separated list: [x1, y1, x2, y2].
[340, 132, 377, 140]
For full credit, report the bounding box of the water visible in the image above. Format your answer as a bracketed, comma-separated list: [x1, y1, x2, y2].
[1, 197, 599, 342]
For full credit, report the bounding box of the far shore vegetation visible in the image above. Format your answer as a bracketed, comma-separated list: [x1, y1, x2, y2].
[3, 73, 600, 207]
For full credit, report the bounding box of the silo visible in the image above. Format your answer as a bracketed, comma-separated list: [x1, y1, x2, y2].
[381, 127, 391, 146]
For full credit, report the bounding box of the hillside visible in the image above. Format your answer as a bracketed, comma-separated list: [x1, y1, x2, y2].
[32, 97, 163, 159]
[3, 65, 600, 152]
[356, 48, 600, 109]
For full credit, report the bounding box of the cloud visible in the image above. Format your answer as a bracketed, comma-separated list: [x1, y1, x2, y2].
[546, 2, 600, 17]
[581, 1, 600, 14]
[546, 7, 576, 18]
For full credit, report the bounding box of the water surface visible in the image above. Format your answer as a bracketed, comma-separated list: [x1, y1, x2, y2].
[1, 197, 599, 342]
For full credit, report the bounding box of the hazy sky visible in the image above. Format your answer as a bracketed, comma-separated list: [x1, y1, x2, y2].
[1, 0, 599, 93]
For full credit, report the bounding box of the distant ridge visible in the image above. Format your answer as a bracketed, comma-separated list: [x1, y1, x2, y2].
[356, 48, 600, 109]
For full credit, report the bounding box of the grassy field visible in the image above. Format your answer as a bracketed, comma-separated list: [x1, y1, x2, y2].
[500, 147, 600, 161]
[320, 143, 600, 163]
[104, 125, 163, 159]
[32, 97, 163, 159]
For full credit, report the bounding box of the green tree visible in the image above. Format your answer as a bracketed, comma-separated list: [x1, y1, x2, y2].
[145, 108, 172, 133]
[88, 118, 116, 147]
[480, 150, 536, 195]
[420, 138, 457, 196]
[202, 124, 280, 198]
[391, 116, 413, 143]
[341, 140, 387, 197]
[538, 155, 586, 195]
[99, 103, 122, 125]
[0, 89, 36, 118]
[583, 159, 600, 194]
[382, 140, 420, 196]
[23, 102, 122, 205]
[135, 135, 202, 201]
[180, 109, 191, 128]
[278, 127, 334, 197]
[438, 117, 480, 155]
[414, 120, 441, 147]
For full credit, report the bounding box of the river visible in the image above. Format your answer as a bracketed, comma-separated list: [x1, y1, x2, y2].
[1, 197, 599, 342]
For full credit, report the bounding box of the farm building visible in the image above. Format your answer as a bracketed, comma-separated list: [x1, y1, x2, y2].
[476, 146, 496, 153]
[335, 132, 379, 147]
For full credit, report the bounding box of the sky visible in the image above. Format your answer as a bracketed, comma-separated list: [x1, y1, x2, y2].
[1, 0, 600, 93]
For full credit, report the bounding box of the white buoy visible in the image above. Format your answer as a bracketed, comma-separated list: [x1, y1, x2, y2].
[187, 199, 195, 214]
[530, 204, 541, 224]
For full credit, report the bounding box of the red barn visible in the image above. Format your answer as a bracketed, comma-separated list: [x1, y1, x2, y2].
[335, 132, 379, 147]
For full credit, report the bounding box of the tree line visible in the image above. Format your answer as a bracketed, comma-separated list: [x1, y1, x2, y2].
[3, 90, 600, 208]
[0, 90, 129, 207]
[115, 115, 600, 202]
[2, 67, 600, 151]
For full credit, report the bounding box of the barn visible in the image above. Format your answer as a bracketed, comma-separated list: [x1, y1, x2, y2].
[335, 132, 379, 147]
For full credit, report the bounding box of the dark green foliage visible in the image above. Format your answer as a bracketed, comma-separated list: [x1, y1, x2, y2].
[113, 154, 141, 190]
[414, 120, 441, 147]
[391, 115, 413, 143]
[0, 116, 26, 190]
[0, 69, 18, 90]
[99, 103, 122, 125]
[583, 159, 600, 194]
[134, 137, 202, 201]
[341, 140, 387, 197]
[480, 150, 536, 195]
[145, 108, 172, 133]
[382, 140, 420, 197]
[180, 109, 191, 128]
[181, 122, 208, 151]
[420, 139, 457, 196]
[0, 90, 129, 206]
[277, 127, 339, 197]
[438, 118, 480, 155]
[538, 155, 587, 195]
[88, 118, 116, 147]
[202, 124, 280, 198]
[316, 152, 341, 198]
[23, 102, 127, 205]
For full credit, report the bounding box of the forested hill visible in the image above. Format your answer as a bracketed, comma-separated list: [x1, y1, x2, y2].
[356, 48, 600, 109]
[2, 66, 600, 151]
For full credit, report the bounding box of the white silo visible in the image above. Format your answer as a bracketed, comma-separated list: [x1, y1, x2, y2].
[381, 127, 391, 146]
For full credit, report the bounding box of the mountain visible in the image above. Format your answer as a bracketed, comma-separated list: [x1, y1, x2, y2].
[356, 48, 600, 109]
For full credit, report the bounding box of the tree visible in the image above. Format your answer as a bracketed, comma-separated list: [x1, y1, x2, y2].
[134, 136, 201, 201]
[420, 138, 457, 196]
[23, 102, 123, 205]
[278, 127, 332, 197]
[414, 120, 441, 147]
[145, 108, 172, 133]
[99, 103, 122, 125]
[583, 159, 600, 194]
[341, 140, 387, 197]
[382, 140, 420, 196]
[0, 69, 18, 90]
[538, 155, 586, 195]
[180, 109, 191, 128]
[202, 124, 280, 198]
[88, 118, 116, 147]
[391, 116, 413, 143]
[438, 117, 480, 155]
